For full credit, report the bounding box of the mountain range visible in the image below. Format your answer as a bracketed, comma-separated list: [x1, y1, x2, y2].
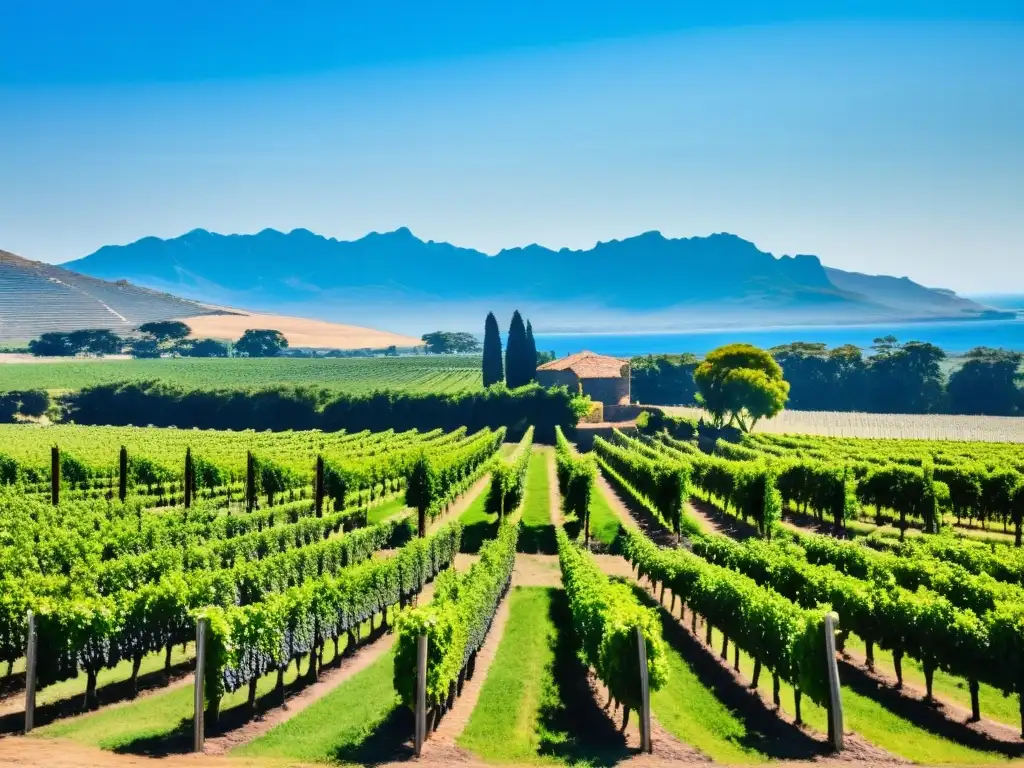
[63, 228, 1012, 334]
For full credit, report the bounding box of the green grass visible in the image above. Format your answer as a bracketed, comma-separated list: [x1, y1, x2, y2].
[235, 646, 402, 763]
[458, 587, 560, 763]
[585, 487, 622, 546]
[842, 633, 1021, 729]
[8, 644, 193, 710]
[38, 620, 371, 752]
[704, 625, 1016, 764]
[367, 495, 410, 525]
[518, 450, 556, 555]
[0, 356, 483, 394]
[458, 477, 497, 553]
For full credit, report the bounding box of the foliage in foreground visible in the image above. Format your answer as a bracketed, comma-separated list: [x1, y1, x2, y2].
[393, 520, 519, 708]
[556, 527, 668, 716]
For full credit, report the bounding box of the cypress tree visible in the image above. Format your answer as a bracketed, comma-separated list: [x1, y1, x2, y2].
[506, 310, 529, 388]
[525, 320, 538, 383]
[482, 312, 504, 387]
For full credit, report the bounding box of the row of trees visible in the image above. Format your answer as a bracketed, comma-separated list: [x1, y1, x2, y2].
[26, 322, 289, 359]
[632, 338, 1024, 417]
[483, 310, 540, 389]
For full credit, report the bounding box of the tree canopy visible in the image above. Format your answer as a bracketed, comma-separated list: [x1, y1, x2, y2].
[137, 320, 190, 343]
[694, 343, 789, 431]
[482, 312, 504, 387]
[28, 329, 124, 357]
[177, 338, 230, 358]
[505, 310, 532, 388]
[421, 331, 481, 355]
[234, 329, 288, 358]
[947, 347, 1024, 416]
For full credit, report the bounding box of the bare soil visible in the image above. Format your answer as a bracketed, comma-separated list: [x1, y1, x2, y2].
[178, 311, 422, 350]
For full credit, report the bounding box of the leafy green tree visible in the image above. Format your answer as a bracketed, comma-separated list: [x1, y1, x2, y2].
[694, 343, 789, 431]
[866, 339, 946, 413]
[525, 320, 538, 383]
[29, 329, 124, 357]
[631, 353, 699, 405]
[137, 320, 190, 343]
[947, 348, 1023, 416]
[28, 332, 76, 356]
[234, 329, 288, 358]
[176, 338, 230, 358]
[482, 312, 504, 387]
[505, 310, 531, 388]
[384, 345, 399, 357]
[130, 338, 162, 359]
[420, 331, 480, 354]
[537, 349, 556, 366]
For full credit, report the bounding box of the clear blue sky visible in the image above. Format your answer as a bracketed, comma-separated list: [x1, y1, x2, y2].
[2, 1, 1022, 293]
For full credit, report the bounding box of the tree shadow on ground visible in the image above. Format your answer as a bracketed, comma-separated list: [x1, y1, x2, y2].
[518, 523, 557, 555]
[331, 703, 415, 766]
[460, 518, 498, 553]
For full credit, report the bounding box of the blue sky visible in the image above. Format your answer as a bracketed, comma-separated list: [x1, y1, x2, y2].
[1, 1, 1022, 294]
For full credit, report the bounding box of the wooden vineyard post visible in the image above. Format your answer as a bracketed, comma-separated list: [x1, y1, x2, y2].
[246, 451, 256, 513]
[119, 446, 128, 502]
[50, 445, 60, 505]
[315, 455, 325, 517]
[415, 634, 427, 757]
[637, 626, 652, 754]
[824, 612, 844, 752]
[24, 610, 37, 734]
[184, 448, 193, 509]
[194, 618, 207, 753]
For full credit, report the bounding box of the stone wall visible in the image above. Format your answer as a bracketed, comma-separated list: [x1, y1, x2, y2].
[581, 376, 630, 406]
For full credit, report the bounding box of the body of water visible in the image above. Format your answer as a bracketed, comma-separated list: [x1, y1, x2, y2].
[534, 317, 1024, 358]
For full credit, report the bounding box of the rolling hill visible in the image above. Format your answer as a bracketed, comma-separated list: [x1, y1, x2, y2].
[0, 248, 422, 349]
[63, 228, 1011, 333]
[0, 248, 219, 341]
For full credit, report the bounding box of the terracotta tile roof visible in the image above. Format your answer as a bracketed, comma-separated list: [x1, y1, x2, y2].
[537, 350, 629, 379]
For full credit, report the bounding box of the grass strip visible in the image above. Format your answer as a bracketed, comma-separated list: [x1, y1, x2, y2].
[235, 646, 400, 763]
[519, 450, 555, 554]
[457, 587, 558, 763]
[37, 620, 370, 752]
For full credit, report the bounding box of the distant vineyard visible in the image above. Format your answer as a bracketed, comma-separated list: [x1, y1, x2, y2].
[0, 356, 483, 394]
[661, 406, 1024, 443]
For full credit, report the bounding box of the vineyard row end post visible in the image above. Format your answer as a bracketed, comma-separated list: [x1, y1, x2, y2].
[119, 446, 128, 502]
[50, 445, 59, 506]
[24, 610, 37, 734]
[824, 612, 844, 752]
[415, 634, 427, 757]
[637, 626, 652, 754]
[194, 617, 207, 753]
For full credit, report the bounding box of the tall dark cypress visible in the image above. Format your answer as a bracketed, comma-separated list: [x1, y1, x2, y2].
[505, 310, 529, 388]
[482, 312, 504, 387]
[525, 320, 538, 383]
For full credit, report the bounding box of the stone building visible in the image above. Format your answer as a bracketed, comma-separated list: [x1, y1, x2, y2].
[536, 351, 631, 406]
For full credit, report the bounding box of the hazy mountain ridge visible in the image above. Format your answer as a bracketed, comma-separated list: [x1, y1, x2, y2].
[63, 228, 1010, 332]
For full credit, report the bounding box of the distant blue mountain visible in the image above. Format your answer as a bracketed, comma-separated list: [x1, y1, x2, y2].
[62, 228, 1008, 333]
